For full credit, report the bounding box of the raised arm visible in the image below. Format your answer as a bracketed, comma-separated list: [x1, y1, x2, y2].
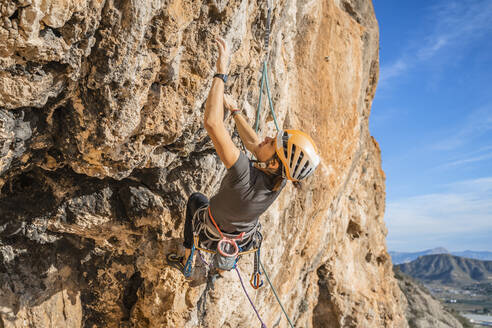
[204, 37, 240, 169]
[223, 94, 260, 156]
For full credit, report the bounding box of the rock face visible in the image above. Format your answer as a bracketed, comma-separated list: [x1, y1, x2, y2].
[394, 269, 464, 328]
[0, 0, 408, 327]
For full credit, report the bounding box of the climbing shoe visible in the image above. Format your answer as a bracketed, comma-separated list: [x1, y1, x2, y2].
[166, 253, 193, 278]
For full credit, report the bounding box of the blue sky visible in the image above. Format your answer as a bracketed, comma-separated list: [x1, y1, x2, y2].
[371, 0, 492, 252]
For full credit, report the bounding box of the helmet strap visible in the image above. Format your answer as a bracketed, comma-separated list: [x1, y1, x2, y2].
[253, 154, 282, 176]
[253, 161, 268, 169]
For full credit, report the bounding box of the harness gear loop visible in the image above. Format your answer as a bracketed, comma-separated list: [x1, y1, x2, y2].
[192, 234, 259, 256]
[205, 207, 244, 270]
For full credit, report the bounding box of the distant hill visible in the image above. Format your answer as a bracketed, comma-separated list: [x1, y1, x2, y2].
[451, 250, 492, 261]
[396, 254, 492, 286]
[390, 248, 492, 264]
[390, 247, 450, 264]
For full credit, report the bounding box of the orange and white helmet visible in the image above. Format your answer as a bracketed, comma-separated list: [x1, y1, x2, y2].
[275, 129, 320, 181]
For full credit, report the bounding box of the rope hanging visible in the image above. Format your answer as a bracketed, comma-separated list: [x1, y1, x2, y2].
[254, 2, 295, 327]
[255, 1, 280, 133]
[196, 249, 267, 327]
[236, 267, 267, 328]
[260, 259, 295, 328]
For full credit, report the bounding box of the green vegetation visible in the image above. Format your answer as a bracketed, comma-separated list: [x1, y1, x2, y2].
[445, 306, 474, 328]
[433, 282, 492, 314]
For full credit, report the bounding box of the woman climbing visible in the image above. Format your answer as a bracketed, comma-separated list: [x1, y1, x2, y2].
[168, 37, 320, 277]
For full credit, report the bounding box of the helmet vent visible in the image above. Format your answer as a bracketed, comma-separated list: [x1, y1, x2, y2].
[291, 144, 297, 163]
[299, 160, 310, 179]
[303, 168, 313, 179]
[293, 151, 304, 175]
[283, 138, 289, 159]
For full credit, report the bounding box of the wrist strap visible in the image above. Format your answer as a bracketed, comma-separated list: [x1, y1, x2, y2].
[213, 73, 228, 83]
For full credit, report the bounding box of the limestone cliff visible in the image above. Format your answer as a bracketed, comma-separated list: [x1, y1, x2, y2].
[0, 0, 408, 327]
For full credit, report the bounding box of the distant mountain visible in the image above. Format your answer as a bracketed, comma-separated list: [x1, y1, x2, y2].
[396, 254, 492, 286]
[390, 248, 492, 264]
[389, 247, 449, 265]
[451, 250, 492, 261]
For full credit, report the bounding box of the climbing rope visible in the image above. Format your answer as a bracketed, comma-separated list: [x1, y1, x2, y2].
[255, 0, 280, 133]
[260, 259, 295, 328]
[197, 250, 267, 327]
[235, 267, 267, 328]
[254, 1, 295, 327]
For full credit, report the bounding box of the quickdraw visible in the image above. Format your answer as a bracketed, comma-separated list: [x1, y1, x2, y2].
[250, 239, 264, 289]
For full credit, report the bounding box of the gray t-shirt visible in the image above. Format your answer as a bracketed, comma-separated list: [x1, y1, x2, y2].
[209, 152, 286, 234]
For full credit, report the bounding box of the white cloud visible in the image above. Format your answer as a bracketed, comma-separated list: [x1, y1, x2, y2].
[432, 105, 492, 151]
[441, 152, 492, 168]
[379, 60, 407, 85]
[447, 177, 492, 193]
[379, 0, 492, 85]
[417, 37, 448, 60]
[385, 177, 492, 251]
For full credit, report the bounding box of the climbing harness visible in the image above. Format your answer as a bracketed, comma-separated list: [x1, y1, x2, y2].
[193, 207, 259, 252]
[208, 207, 244, 271]
[191, 206, 264, 283]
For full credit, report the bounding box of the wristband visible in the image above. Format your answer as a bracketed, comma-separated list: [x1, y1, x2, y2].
[213, 73, 228, 83]
[231, 109, 240, 117]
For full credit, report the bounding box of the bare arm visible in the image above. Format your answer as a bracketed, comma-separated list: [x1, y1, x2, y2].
[223, 93, 261, 155]
[204, 38, 239, 169]
[232, 113, 260, 155]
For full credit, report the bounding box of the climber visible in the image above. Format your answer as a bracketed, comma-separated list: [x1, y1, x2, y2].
[167, 37, 320, 277]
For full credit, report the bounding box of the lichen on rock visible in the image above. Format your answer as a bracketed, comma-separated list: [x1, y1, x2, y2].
[1, 0, 410, 327]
